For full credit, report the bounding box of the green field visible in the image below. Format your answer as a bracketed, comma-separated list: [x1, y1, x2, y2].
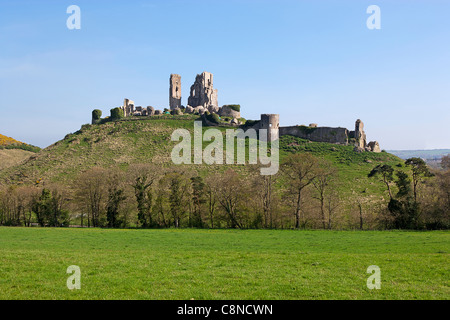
[0, 227, 448, 300]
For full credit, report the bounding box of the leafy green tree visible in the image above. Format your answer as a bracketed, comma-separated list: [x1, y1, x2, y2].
[190, 176, 206, 228]
[106, 186, 126, 228]
[405, 157, 433, 202]
[368, 164, 394, 200]
[386, 170, 420, 229]
[32, 188, 69, 227]
[168, 172, 190, 228]
[395, 171, 412, 198]
[204, 176, 218, 228]
[32, 189, 52, 227]
[133, 173, 157, 228]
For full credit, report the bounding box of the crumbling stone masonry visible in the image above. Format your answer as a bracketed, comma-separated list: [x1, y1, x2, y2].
[187, 72, 218, 111]
[121, 99, 135, 117]
[249, 114, 280, 142]
[367, 141, 381, 152]
[218, 105, 241, 119]
[354, 119, 367, 149]
[169, 74, 182, 110]
[96, 71, 382, 152]
[279, 125, 349, 144]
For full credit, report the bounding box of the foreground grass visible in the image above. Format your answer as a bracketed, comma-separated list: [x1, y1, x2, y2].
[0, 228, 448, 300]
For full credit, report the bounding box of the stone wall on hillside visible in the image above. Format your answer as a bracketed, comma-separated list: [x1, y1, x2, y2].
[279, 125, 349, 145]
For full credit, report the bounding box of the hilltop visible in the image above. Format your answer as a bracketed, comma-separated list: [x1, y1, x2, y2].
[0, 133, 41, 152]
[0, 133, 23, 146]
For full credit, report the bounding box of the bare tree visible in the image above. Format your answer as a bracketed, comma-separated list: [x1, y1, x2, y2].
[74, 167, 108, 227]
[204, 175, 218, 228]
[325, 188, 340, 230]
[213, 169, 248, 229]
[312, 159, 337, 229]
[281, 153, 320, 229]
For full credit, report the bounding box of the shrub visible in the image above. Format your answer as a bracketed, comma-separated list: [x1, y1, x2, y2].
[92, 109, 102, 120]
[1, 143, 41, 153]
[223, 104, 240, 112]
[206, 112, 220, 124]
[110, 107, 124, 120]
[243, 119, 260, 127]
[297, 125, 317, 135]
[81, 124, 91, 131]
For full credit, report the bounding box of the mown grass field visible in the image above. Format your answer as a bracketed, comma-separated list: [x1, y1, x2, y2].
[0, 227, 448, 300]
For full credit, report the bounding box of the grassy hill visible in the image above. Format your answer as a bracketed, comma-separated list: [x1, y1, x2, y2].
[0, 115, 403, 204]
[0, 133, 41, 171]
[0, 149, 36, 171]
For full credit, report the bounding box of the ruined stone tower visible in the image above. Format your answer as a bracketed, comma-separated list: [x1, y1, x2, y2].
[121, 99, 135, 117]
[169, 74, 182, 110]
[259, 114, 280, 142]
[187, 72, 218, 110]
[355, 119, 367, 149]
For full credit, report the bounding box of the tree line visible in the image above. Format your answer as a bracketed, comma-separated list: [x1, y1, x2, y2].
[0, 154, 448, 230]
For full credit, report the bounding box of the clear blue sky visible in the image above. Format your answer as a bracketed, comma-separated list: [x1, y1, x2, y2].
[1, 0, 449, 149]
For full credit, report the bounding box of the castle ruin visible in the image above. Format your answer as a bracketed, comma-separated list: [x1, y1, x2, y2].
[187, 72, 219, 112]
[169, 74, 182, 110]
[101, 71, 381, 152]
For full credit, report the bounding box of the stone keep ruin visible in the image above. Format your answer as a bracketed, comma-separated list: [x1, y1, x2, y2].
[186, 72, 218, 112]
[169, 74, 182, 109]
[98, 71, 380, 152]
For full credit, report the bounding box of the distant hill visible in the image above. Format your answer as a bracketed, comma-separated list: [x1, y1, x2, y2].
[387, 149, 450, 169]
[387, 149, 450, 160]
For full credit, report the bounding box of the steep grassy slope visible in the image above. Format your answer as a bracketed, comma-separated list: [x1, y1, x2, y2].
[0, 115, 403, 202]
[0, 149, 35, 171]
[0, 133, 41, 171]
